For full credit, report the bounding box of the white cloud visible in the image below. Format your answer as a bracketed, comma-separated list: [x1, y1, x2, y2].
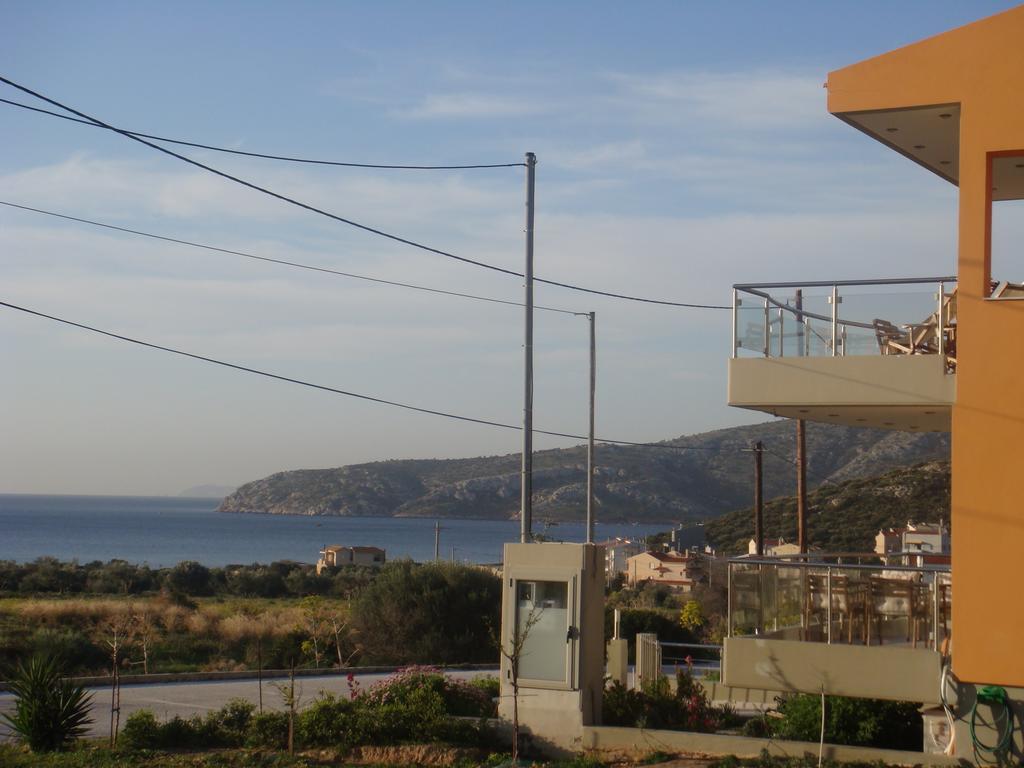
[606, 70, 828, 129]
[397, 93, 549, 120]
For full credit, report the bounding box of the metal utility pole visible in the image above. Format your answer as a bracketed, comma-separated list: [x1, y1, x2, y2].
[753, 441, 764, 556]
[434, 521, 442, 561]
[586, 311, 596, 544]
[521, 151, 536, 544]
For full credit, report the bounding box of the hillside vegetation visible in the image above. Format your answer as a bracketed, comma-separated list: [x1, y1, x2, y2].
[703, 459, 951, 555]
[220, 421, 949, 523]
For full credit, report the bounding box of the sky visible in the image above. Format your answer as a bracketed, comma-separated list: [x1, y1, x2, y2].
[0, 1, 1016, 496]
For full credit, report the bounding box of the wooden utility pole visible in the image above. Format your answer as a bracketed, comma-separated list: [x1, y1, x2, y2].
[753, 441, 764, 556]
[794, 288, 808, 554]
[797, 420, 808, 553]
[586, 311, 596, 544]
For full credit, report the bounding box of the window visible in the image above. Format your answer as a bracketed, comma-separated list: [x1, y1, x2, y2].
[516, 579, 569, 682]
[989, 154, 1024, 298]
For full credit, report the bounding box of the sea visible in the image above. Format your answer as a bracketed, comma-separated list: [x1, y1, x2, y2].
[0, 494, 669, 568]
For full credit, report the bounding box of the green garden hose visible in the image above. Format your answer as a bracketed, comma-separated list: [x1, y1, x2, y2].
[970, 685, 1015, 761]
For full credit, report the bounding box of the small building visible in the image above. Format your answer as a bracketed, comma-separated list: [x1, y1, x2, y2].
[747, 537, 802, 557]
[600, 538, 644, 579]
[626, 550, 702, 590]
[875, 521, 950, 566]
[316, 544, 386, 574]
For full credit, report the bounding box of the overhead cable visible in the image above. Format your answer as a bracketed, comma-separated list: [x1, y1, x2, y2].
[0, 97, 524, 170]
[0, 200, 580, 316]
[0, 298, 711, 451]
[0, 77, 729, 310]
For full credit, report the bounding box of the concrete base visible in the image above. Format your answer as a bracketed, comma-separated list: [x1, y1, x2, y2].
[581, 725, 958, 766]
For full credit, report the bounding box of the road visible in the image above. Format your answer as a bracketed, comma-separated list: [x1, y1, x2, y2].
[0, 668, 497, 741]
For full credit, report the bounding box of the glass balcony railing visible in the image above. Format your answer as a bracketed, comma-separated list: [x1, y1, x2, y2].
[731, 277, 958, 371]
[727, 556, 951, 652]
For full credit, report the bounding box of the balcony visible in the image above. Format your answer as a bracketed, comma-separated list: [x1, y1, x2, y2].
[722, 556, 951, 703]
[728, 277, 957, 431]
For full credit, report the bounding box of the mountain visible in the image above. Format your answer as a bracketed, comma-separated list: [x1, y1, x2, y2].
[703, 459, 951, 555]
[179, 484, 237, 499]
[218, 421, 949, 523]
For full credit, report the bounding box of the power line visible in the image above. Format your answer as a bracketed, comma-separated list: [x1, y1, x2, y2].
[0, 77, 729, 311]
[0, 97, 524, 170]
[0, 200, 580, 316]
[0, 298, 712, 451]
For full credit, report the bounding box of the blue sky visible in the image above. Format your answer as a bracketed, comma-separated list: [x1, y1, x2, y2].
[0, 1, 1015, 494]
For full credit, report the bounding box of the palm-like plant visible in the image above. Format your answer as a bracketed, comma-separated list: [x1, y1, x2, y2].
[2, 655, 94, 752]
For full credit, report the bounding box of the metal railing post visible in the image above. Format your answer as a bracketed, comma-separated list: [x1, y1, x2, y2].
[778, 306, 785, 357]
[937, 282, 945, 356]
[830, 285, 839, 357]
[826, 567, 833, 644]
[732, 289, 739, 358]
[933, 575, 941, 651]
[763, 297, 770, 357]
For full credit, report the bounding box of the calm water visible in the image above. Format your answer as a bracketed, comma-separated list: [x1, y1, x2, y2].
[0, 494, 667, 567]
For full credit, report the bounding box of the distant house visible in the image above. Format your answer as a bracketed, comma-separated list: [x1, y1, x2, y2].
[747, 537, 802, 557]
[316, 544, 386, 574]
[626, 550, 702, 590]
[875, 521, 950, 566]
[601, 538, 644, 579]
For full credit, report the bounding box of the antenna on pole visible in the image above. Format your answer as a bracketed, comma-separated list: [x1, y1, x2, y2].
[521, 152, 536, 544]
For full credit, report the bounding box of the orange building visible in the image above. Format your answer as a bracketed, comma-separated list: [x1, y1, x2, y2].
[722, 6, 1024, 757]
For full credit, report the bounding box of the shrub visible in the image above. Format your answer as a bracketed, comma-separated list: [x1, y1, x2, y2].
[1, 655, 93, 752]
[602, 669, 722, 732]
[246, 711, 289, 749]
[120, 710, 162, 750]
[297, 693, 354, 746]
[772, 694, 922, 750]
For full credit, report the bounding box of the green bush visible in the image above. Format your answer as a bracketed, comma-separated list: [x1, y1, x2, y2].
[245, 711, 289, 749]
[1, 655, 93, 752]
[297, 693, 354, 746]
[603, 669, 723, 732]
[119, 710, 162, 750]
[772, 694, 922, 750]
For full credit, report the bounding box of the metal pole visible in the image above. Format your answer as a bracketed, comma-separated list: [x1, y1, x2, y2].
[731, 289, 739, 358]
[521, 152, 536, 543]
[826, 567, 833, 645]
[937, 281, 945, 356]
[434, 521, 441, 561]
[586, 311, 596, 544]
[763, 297, 770, 357]
[754, 441, 764, 557]
[830, 284, 839, 357]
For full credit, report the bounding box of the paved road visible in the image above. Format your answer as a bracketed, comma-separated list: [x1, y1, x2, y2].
[0, 668, 497, 741]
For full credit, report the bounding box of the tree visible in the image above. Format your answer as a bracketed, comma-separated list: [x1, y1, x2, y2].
[128, 606, 159, 675]
[101, 611, 133, 746]
[350, 561, 500, 664]
[298, 596, 331, 669]
[2, 655, 93, 752]
[495, 607, 543, 764]
[679, 600, 705, 632]
[164, 561, 212, 596]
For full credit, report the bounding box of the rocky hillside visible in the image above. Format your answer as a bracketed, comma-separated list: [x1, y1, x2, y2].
[219, 421, 949, 523]
[703, 459, 951, 555]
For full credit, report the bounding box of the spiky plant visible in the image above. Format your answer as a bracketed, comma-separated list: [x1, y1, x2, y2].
[2, 655, 93, 752]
